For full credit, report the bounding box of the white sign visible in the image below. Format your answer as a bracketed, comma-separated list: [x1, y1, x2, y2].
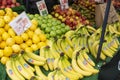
[36, 0, 48, 16]
[9, 12, 32, 35]
[95, 0, 104, 3]
[60, 0, 69, 10]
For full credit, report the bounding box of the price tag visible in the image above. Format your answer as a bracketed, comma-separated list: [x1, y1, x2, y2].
[9, 12, 32, 35]
[36, 0, 48, 16]
[95, 0, 104, 3]
[60, 0, 69, 10]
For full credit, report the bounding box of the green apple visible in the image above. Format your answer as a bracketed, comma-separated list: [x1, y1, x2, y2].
[50, 31, 56, 37]
[47, 14, 53, 19]
[35, 14, 39, 17]
[41, 24, 47, 30]
[45, 27, 51, 33]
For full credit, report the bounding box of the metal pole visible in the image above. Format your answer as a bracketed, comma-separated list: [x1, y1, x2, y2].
[97, 0, 112, 62]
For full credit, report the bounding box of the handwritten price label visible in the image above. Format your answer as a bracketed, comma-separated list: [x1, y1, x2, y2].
[36, 0, 48, 16]
[60, 0, 69, 10]
[9, 12, 32, 35]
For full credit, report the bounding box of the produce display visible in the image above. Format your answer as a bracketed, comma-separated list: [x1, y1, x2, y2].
[27, 14, 70, 39]
[0, 0, 20, 9]
[72, 0, 96, 25]
[0, 1, 120, 80]
[0, 8, 47, 65]
[51, 5, 89, 29]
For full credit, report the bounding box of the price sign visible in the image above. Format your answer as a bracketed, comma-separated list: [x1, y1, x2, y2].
[95, 0, 104, 3]
[36, 0, 48, 16]
[60, 0, 69, 10]
[9, 12, 32, 35]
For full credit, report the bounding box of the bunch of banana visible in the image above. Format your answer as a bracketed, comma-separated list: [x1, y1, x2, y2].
[40, 45, 57, 71]
[108, 22, 120, 36]
[71, 47, 99, 78]
[47, 69, 70, 80]
[88, 30, 120, 60]
[56, 53, 83, 80]
[34, 66, 48, 80]
[6, 54, 35, 80]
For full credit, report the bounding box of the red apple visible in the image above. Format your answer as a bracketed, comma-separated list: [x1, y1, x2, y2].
[11, 3, 15, 8]
[16, 2, 20, 6]
[2, 0, 7, 6]
[6, 5, 11, 8]
[7, 0, 12, 5]
[0, 5, 5, 9]
[12, 0, 16, 3]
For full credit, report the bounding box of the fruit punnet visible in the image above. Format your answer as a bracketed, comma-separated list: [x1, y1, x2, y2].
[0, 8, 47, 64]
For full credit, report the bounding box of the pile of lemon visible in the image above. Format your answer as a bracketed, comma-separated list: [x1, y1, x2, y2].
[0, 8, 47, 64]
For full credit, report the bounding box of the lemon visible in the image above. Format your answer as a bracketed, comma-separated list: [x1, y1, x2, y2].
[14, 36, 23, 44]
[25, 47, 33, 53]
[32, 34, 40, 44]
[0, 16, 4, 19]
[12, 44, 21, 53]
[20, 43, 28, 49]
[0, 36, 2, 42]
[37, 42, 46, 48]
[4, 24, 10, 31]
[26, 39, 32, 46]
[1, 56, 9, 64]
[0, 50, 3, 58]
[13, 12, 18, 17]
[0, 28, 5, 35]
[34, 28, 42, 35]
[5, 12, 13, 18]
[21, 33, 29, 41]
[3, 46, 13, 57]
[0, 41, 6, 49]
[31, 44, 38, 51]
[5, 8, 13, 12]
[31, 19, 38, 26]
[6, 38, 15, 46]
[39, 34, 46, 42]
[0, 18, 5, 27]
[0, 10, 5, 16]
[4, 16, 11, 23]
[29, 24, 37, 31]
[27, 30, 34, 39]
[2, 32, 10, 41]
[8, 28, 16, 37]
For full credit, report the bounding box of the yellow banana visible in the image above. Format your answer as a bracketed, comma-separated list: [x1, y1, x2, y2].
[11, 58, 25, 80]
[17, 56, 35, 76]
[48, 70, 56, 80]
[86, 25, 96, 33]
[56, 39, 64, 53]
[58, 59, 79, 80]
[15, 58, 32, 79]
[39, 46, 45, 57]
[6, 60, 21, 80]
[51, 44, 60, 58]
[62, 57, 83, 79]
[34, 66, 48, 80]
[53, 58, 60, 70]
[82, 51, 95, 66]
[77, 53, 99, 74]
[24, 51, 46, 62]
[22, 54, 45, 66]
[72, 51, 92, 76]
[60, 39, 73, 58]
[71, 36, 80, 50]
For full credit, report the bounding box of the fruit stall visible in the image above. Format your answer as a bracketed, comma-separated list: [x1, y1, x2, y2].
[0, 0, 120, 80]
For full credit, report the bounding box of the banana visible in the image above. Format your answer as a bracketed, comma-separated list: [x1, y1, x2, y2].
[72, 51, 92, 76]
[77, 53, 99, 74]
[60, 37, 73, 58]
[54, 71, 59, 80]
[11, 58, 25, 80]
[39, 46, 45, 57]
[22, 53, 45, 66]
[71, 35, 80, 50]
[109, 25, 120, 35]
[45, 48, 54, 71]
[58, 59, 79, 80]
[62, 56, 83, 79]
[6, 60, 21, 80]
[15, 58, 33, 79]
[53, 58, 60, 70]
[82, 51, 95, 66]
[34, 66, 48, 80]
[24, 51, 46, 62]
[17, 55, 35, 76]
[48, 70, 56, 80]
[30, 76, 42, 80]
[86, 25, 96, 33]
[82, 36, 89, 53]
[56, 39, 64, 53]
[51, 44, 60, 58]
